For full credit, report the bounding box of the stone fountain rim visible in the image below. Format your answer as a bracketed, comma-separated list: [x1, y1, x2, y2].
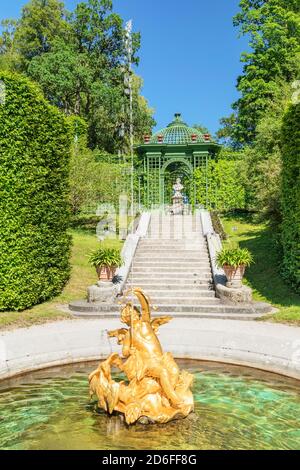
[0, 318, 300, 382]
[1, 355, 300, 384]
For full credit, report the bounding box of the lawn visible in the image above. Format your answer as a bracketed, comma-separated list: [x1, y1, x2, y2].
[0, 230, 123, 330]
[221, 213, 300, 326]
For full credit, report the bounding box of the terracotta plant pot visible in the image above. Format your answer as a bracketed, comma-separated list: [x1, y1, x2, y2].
[223, 264, 245, 288]
[96, 265, 117, 282]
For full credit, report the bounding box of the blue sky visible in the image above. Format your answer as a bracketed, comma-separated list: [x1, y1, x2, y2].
[1, 0, 249, 134]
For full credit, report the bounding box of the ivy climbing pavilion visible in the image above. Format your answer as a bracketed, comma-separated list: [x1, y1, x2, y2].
[136, 113, 220, 207]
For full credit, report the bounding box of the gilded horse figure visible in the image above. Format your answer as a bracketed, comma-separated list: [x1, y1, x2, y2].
[89, 288, 194, 425]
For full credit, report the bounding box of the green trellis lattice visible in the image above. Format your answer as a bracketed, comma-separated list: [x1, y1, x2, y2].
[135, 113, 220, 208]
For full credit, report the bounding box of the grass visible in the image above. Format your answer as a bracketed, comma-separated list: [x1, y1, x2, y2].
[0, 230, 123, 330]
[221, 213, 300, 326]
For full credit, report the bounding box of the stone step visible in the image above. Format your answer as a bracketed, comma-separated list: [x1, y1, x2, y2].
[136, 248, 208, 252]
[132, 261, 211, 268]
[147, 298, 221, 306]
[124, 282, 213, 289]
[128, 274, 212, 281]
[129, 268, 212, 283]
[141, 238, 205, 242]
[135, 248, 209, 258]
[129, 267, 212, 274]
[130, 304, 257, 314]
[140, 241, 206, 246]
[136, 250, 209, 257]
[70, 310, 265, 321]
[142, 241, 206, 247]
[69, 300, 268, 316]
[132, 265, 211, 271]
[148, 229, 202, 232]
[129, 290, 216, 298]
[134, 255, 210, 261]
[139, 246, 207, 251]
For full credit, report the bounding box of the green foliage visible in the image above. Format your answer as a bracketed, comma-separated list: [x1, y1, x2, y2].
[221, 214, 300, 324]
[70, 214, 103, 231]
[280, 102, 300, 290]
[69, 136, 130, 215]
[0, 0, 155, 153]
[0, 71, 71, 311]
[67, 115, 88, 142]
[192, 123, 210, 135]
[210, 211, 227, 240]
[88, 246, 123, 268]
[194, 159, 246, 211]
[0, 19, 18, 71]
[216, 248, 254, 268]
[0, 0, 154, 153]
[14, 0, 69, 65]
[235, 82, 291, 218]
[219, 0, 300, 145]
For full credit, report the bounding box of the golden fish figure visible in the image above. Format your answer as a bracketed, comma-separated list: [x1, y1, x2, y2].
[89, 287, 194, 425]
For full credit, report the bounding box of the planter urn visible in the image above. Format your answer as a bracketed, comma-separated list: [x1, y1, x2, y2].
[96, 265, 117, 282]
[223, 264, 246, 288]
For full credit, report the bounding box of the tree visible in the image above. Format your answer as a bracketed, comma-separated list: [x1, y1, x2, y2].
[0, 0, 155, 153]
[28, 38, 93, 115]
[13, 0, 69, 66]
[0, 20, 19, 71]
[233, 80, 291, 218]
[220, 0, 300, 145]
[192, 123, 210, 135]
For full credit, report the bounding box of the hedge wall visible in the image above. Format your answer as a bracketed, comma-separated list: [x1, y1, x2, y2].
[0, 72, 71, 311]
[194, 160, 246, 211]
[281, 103, 300, 290]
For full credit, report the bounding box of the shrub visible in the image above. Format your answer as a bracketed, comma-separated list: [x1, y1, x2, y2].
[0, 72, 71, 311]
[70, 214, 103, 231]
[280, 103, 300, 290]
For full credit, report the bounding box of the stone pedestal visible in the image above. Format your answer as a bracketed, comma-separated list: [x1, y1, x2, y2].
[87, 281, 118, 304]
[171, 196, 184, 215]
[216, 283, 253, 304]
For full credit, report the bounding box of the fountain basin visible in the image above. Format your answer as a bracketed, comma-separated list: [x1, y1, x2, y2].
[0, 360, 299, 450]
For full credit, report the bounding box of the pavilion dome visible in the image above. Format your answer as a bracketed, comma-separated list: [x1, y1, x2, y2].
[149, 113, 208, 144]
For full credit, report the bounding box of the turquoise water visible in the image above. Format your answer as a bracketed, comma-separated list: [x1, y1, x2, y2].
[0, 361, 299, 450]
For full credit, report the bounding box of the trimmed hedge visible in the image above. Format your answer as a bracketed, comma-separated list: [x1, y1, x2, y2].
[0, 72, 72, 311]
[280, 103, 300, 290]
[194, 160, 246, 211]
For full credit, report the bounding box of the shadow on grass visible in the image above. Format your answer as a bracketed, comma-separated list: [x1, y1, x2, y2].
[239, 228, 300, 308]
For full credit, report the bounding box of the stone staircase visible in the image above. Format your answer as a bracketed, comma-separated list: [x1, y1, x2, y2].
[123, 213, 267, 319]
[69, 212, 271, 319]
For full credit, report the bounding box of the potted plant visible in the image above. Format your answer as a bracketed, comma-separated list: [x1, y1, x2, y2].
[89, 247, 123, 282]
[216, 247, 253, 288]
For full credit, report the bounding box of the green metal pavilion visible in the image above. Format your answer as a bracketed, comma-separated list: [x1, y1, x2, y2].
[135, 113, 220, 207]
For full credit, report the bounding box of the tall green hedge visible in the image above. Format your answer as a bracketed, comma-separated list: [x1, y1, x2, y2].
[281, 103, 300, 290]
[0, 72, 71, 311]
[194, 160, 246, 211]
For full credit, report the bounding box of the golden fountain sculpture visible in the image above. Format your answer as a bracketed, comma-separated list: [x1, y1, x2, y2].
[89, 287, 194, 425]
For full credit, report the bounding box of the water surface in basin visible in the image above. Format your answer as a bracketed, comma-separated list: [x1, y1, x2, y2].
[0, 361, 299, 450]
